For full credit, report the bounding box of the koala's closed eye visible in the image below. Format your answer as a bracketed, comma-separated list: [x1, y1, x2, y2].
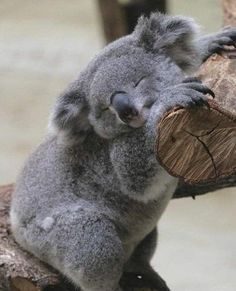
[134, 76, 146, 87]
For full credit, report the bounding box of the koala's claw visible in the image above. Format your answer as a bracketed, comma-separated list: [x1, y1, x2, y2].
[182, 77, 202, 83]
[218, 36, 236, 47]
[182, 79, 215, 99]
[209, 27, 236, 55]
[163, 80, 214, 111]
[222, 26, 236, 40]
[189, 83, 215, 98]
[186, 82, 214, 109]
[189, 95, 210, 110]
[210, 43, 230, 55]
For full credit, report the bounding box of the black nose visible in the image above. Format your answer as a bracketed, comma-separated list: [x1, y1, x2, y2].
[110, 91, 139, 123]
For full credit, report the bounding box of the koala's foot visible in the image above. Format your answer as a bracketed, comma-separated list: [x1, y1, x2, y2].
[57, 217, 125, 291]
[13, 209, 125, 291]
[120, 271, 170, 291]
[200, 26, 236, 61]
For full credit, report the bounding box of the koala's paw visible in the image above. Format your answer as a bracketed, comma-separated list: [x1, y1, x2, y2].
[120, 272, 170, 291]
[164, 78, 215, 110]
[208, 26, 236, 55]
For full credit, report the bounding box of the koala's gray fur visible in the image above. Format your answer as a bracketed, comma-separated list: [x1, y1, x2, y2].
[10, 13, 236, 291]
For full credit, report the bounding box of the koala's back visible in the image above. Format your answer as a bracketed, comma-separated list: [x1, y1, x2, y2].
[11, 134, 113, 220]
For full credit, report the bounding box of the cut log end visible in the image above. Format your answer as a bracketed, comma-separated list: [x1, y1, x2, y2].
[155, 53, 236, 184]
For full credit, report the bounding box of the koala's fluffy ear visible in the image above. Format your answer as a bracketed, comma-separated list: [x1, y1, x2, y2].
[134, 13, 200, 70]
[49, 83, 91, 144]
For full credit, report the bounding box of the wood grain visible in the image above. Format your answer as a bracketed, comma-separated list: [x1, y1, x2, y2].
[156, 53, 236, 184]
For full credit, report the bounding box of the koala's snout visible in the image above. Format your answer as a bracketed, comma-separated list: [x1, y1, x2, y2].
[110, 91, 145, 128]
[110, 92, 138, 122]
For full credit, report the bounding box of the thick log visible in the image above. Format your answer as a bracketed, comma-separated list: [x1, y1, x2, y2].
[173, 0, 236, 197]
[156, 52, 236, 186]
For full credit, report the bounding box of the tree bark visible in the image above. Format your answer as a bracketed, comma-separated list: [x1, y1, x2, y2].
[223, 0, 236, 25]
[172, 0, 236, 197]
[97, 0, 127, 43]
[156, 52, 236, 189]
[173, 52, 236, 197]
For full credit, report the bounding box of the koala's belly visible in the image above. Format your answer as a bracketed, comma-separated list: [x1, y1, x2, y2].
[116, 172, 178, 247]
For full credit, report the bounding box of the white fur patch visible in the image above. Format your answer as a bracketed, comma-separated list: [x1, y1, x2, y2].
[141, 169, 178, 203]
[41, 217, 55, 231]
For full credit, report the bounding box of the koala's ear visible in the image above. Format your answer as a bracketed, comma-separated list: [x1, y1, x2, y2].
[49, 83, 91, 144]
[134, 13, 200, 70]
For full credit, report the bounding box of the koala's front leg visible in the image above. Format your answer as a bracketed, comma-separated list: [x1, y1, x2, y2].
[157, 78, 215, 113]
[121, 228, 170, 291]
[110, 79, 214, 200]
[145, 78, 215, 148]
[198, 26, 236, 62]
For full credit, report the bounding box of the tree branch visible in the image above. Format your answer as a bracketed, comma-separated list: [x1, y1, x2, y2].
[156, 52, 236, 192]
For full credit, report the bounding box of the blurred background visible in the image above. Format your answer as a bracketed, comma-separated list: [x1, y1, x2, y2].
[0, 0, 235, 290]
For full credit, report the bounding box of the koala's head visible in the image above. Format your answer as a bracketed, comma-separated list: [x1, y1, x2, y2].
[50, 13, 199, 144]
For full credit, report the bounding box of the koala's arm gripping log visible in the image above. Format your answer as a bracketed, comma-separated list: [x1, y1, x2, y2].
[156, 53, 236, 190]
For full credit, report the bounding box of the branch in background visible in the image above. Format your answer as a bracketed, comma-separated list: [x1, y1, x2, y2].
[97, 0, 167, 43]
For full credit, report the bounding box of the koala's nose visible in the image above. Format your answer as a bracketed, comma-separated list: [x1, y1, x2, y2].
[110, 92, 145, 127]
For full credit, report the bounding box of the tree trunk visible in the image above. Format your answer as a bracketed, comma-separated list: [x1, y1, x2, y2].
[97, 0, 127, 44]
[97, 0, 167, 43]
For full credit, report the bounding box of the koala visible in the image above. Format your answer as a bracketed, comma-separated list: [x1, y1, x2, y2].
[10, 13, 236, 291]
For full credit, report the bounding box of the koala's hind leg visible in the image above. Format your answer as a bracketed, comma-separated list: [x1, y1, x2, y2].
[121, 228, 170, 291]
[12, 205, 125, 291]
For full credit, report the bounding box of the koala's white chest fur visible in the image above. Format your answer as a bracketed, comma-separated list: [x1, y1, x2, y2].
[143, 169, 178, 204]
[120, 170, 178, 250]
[137, 169, 178, 234]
